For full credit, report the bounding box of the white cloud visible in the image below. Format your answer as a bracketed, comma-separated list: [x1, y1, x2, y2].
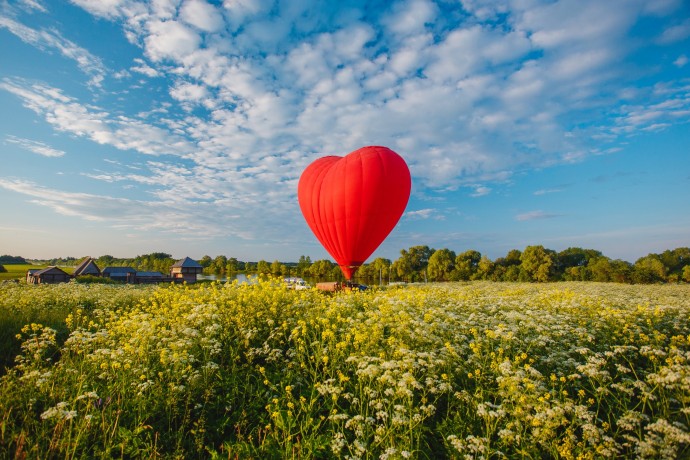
[470, 186, 491, 197]
[0, 79, 194, 156]
[674, 54, 688, 68]
[180, 0, 224, 33]
[145, 20, 201, 62]
[68, 0, 129, 19]
[0, 15, 107, 87]
[18, 0, 47, 13]
[5, 135, 65, 157]
[383, 0, 438, 37]
[405, 208, 443, 220]
[533, 188, 564, 196]
[657, 18, 690, 44]
[130, 58, 160, 77]
[170, 80, 209, 106]
[515, 210, 561, 221]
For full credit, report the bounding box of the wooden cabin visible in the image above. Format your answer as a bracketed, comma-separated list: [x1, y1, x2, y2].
[102, 266, 136, 282]
[73, 257, 101, 277]
[170, 257, 203, 283]
[26, 266, 71, 284]
[128, 271, 165, 284]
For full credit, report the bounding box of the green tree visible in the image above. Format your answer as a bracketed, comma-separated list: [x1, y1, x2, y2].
[270, 260, 284, 276]
[308, 260, 335, 279]
[453, 250, 481, 280]
[369, 258, 391, 283]
[391, 249, 415, 281]
[476, 256, 495, 280]
[226, 258, 239, 275]
[520, 245, 555, 282]
[558, 248, 601, 280]
[97, 255, 115, 267]
[633, 255, 667, 283]
[659, 247, 690, 281]
[256, 260, 271, 275]
[588, 257, 612, 282]
[683, 265, 690, 283]
[427, 249, 456, 281]
[609, 259, 632, 284]
[296, 255, 312, 277]
[408, 246, 433, 272]
[212, 255, 227, 274]
[199, 255, 212, 268]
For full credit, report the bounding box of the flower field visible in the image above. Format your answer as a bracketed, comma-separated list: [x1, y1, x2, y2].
[1, 281, 689, 459]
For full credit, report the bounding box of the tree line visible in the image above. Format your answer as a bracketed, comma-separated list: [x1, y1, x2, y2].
[9, 246, 690, 284]
[386, 245, 690, 284]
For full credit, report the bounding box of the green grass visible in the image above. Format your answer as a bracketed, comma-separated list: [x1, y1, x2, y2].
[0, 264, 75, 281]
[0, 264, 41, 281]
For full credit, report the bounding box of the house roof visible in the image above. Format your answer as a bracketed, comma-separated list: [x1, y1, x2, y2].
[172, 257, 202, 268]
[136, 271, 163, 277]
[102, 266, 136, 274]
[32, 266, 69, 276]
[73, 257, 101, 276]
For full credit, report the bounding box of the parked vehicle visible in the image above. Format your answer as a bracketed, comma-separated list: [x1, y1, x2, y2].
[284, 277, 310, 290]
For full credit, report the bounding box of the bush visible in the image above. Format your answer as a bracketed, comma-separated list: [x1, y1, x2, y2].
[73, 275, 117, 284]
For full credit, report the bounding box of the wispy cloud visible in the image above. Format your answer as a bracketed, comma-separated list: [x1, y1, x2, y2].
[470, 186, 492, 197]
[656, 18, 690, 44]
[5, 135, 65, 157]
[17, 0, 47, 13]
[405, 208, 444, 220]
[533, 188, 564, 196]
[0, 79, 194, 157]
[0, 15, 106, 87]
[515, 210, 562, 221]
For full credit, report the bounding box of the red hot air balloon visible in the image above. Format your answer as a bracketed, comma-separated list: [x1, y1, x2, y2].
[298, 146, 411, 280]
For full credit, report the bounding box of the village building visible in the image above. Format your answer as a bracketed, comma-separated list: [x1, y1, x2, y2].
[23, 256, 203, 284]
[131, 271, 165, 284]
[26, 266, 71, 284]
[102, 266, 136, 282]
[170, 257, 203, 283]
[73, 257, 101, 277]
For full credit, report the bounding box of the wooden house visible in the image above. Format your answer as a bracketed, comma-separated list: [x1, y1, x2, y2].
[26, 266, 71, 284]
[170, 257, 203, 283]
[131, 271, 165, 284]
[73, 257, 101, 277]
[102, 267, 136, 282]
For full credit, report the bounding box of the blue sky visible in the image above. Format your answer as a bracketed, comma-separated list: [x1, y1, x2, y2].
[1, 0, 689, 263]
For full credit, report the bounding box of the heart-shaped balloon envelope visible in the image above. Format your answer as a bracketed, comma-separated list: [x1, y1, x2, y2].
[298, 146, 411, 279]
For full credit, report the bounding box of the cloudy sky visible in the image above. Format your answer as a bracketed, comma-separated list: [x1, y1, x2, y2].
[1, 0, 689, 263]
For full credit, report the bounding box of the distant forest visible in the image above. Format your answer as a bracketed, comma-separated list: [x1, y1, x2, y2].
[3, 246, 689, 284]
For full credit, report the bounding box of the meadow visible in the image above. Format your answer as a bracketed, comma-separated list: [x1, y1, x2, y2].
[0, 264, 51, 281]
[0, 281, 688, 459]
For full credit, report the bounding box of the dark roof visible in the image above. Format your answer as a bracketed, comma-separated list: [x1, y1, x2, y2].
[172, 257, 202, 268]
[32, 266, 69, 276]
[73, 257, 101, 276]
[136, 271, 163, 277]
[102, 267, 136, 274]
